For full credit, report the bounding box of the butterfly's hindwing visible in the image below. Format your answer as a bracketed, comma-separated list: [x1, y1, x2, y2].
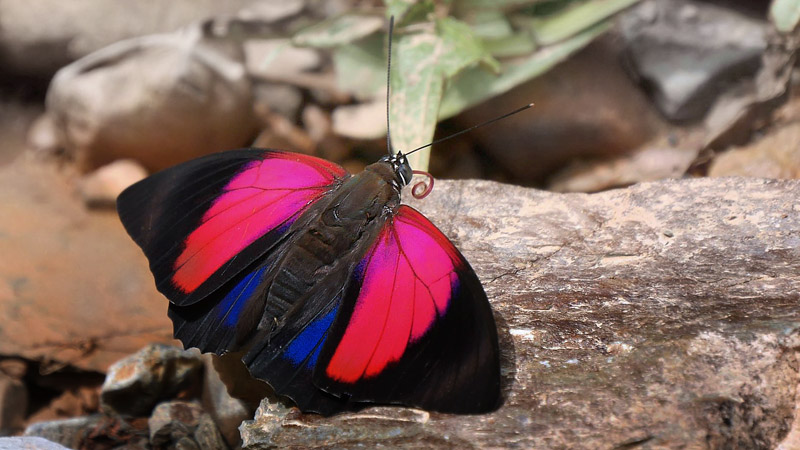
[313, 205, 501, 413]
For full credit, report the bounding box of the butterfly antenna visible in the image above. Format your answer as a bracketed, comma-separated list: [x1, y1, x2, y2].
[386, 16, 395, 156]
[405, 102, 535, 156]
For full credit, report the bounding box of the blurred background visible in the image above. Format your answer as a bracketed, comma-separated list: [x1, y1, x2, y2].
[0, 0, 798, 447]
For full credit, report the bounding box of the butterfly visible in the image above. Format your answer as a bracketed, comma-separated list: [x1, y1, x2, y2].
[116, 15, 508, 415]
[116, 148, 501, 415]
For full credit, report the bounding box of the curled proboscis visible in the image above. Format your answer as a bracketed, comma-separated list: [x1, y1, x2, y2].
[411, 170, 434, 199]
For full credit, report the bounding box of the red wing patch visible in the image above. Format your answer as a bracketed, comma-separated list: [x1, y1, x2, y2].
[324, 206, 463, 383]
[172, 152, 346, 293]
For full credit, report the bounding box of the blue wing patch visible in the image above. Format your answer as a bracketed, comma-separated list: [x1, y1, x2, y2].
[284, 306, 338, 369]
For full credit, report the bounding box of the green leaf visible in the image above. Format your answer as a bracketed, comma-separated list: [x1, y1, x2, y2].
[521, 0, 640, 45]
[388, 18, 499, 170]
[439, 22, 609, 119]
[437, 17, 500, 76]
[385, 0, 417, 20]
[467, 10, 514, 40]
[333, 33, 387, 100]
[457, 0, 550, 9]
[293, 13, 383, 48]
[770, 0, 800, 32]
[388, 31, 444, 171]
[385, 0, 435, 23]
[485, 31, 537, 58]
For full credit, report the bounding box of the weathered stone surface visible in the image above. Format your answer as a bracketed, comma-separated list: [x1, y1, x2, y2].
[0, 436, 70, 450]
[241, 177, 800, 449]
[201, 355, 251, 448]
[26, 415, 150, 449]
[0, 160, 175, 372]
[101, 344, 203, 417]
[46, 23, 258, 172]
[149, 400, 228, 449]
[24, 415, 102, 449]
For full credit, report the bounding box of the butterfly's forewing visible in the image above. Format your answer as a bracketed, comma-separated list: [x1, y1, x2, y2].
[312, 205, 501, 413]
[117, 149, 349, 307]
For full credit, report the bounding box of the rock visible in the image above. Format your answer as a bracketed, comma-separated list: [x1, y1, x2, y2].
[149, 401, 227, 449]
[0, 370, 26, 435]
[101, 344, 204, 417]
[24, 415, 102, 449]
[0, 436, 70, 450]
[620, 0, 767, 121]
[302, 104, 331, 145]
[46, 22, 259, 172]
[201, 355, 251, 448]
[709, 121, 800, 179]
[0, 160, 175, 372]
[301, 104, 353, 164]
[210, 352, 273, 412]
[332, 100, 386, 140]
[25, 114, 62, 162]
[547, 144, 698, 192]
[79, 159, 148, 208]
[236, 0, 305, 23]
[0, 0, 266, 77]
[252, 83, 304, 120]
[240, 177, 800, 448]
[453, 36, 664, 185]
[26, 415, 149, 449]
[244, 39, 321, 80]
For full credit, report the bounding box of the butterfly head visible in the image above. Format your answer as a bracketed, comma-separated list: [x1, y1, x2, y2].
[380, 151, 413, 192]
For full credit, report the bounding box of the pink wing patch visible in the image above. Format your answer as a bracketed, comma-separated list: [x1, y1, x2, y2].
[172, 152, 346, 293]
[325, 206, 463, 383]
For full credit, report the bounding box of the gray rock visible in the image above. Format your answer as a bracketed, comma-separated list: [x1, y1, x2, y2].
[0, 436, 70, 450]
[149, 401, 227, 450]
[24, 415, 102, 449]
[201, 355, 251, 448]
[252, 83, 304, 120]
[26, 414, 150, 449]
[46, 22, 259, 172]
[194, 413, 231, 450]
[0, 0, 266, 77]
[240, 177, 800, 448]
[101, 344, 203, 417]
[620, 0, 767, 121]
